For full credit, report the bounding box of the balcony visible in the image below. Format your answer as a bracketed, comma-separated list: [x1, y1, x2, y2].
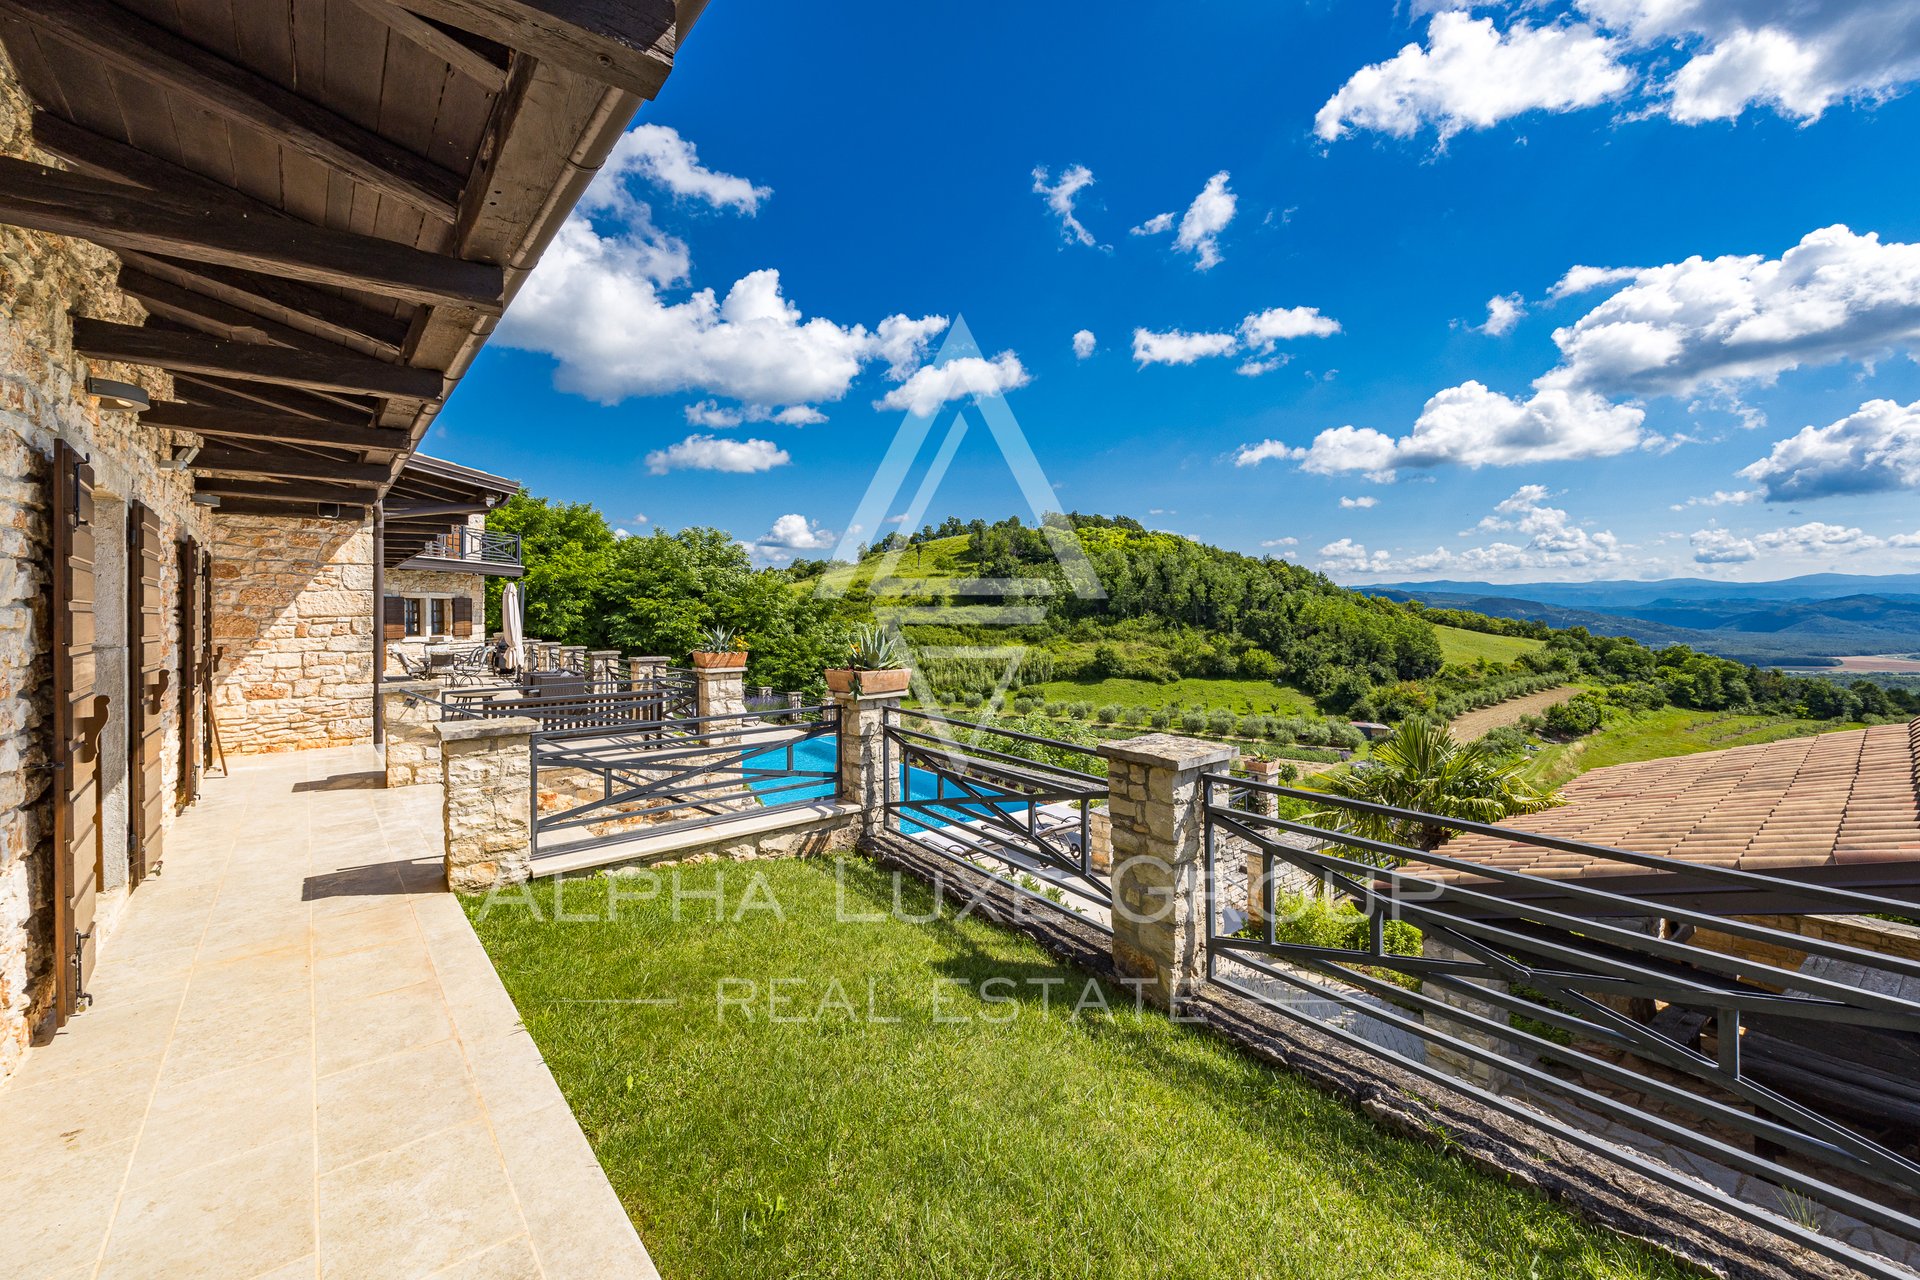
[395, 526, 525, 577]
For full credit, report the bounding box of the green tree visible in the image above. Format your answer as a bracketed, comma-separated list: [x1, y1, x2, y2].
[1308, 719, 1561, 855]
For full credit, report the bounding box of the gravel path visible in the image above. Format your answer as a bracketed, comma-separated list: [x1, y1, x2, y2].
[1450, 684, 1582, 739]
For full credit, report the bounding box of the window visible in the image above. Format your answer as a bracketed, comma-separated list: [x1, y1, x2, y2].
[428, 597, 450, 636]
[403, 597, 422, 637]
[384, 593, 473, 641]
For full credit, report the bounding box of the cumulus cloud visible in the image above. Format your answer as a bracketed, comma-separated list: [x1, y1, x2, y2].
[1738, 397, 1920, 501]
[1134, 305, 1340, 373]
[1669, 489, 1759, 511]
[645, 434, 790, 475]
[1132, 328, 1241, 367]
[1135, 172, 1237, 270]
[1262, 536, 1299, 548]
[1249, 381, 1645, 479]
[1340, 496, 1379, 509]
[596, 124, 770, 214]
[1032, 165, 1101, 248]
[757, 513, 836, 553]
[1540, 226, 1920, 399]
[1315, 12, 1631, 143]
[684, 400, 827, 428]
[1481, 293, 1526, 336]
[1316, 487, 1621, 578]
[1072, 329, 1097, 359]
[1690, 519, 1909, 565]
[875, 353, 1030, 417]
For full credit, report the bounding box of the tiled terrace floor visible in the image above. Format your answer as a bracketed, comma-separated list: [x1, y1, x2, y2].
[0, 747, 656, 1280]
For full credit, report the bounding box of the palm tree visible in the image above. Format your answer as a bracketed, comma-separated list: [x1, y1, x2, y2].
[1307, 718, 1560, 858]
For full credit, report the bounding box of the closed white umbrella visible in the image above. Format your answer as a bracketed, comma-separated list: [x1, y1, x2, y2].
[501, 582, 524, 675]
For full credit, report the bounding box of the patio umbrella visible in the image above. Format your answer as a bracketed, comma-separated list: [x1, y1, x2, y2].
[501, 582, 525, 674]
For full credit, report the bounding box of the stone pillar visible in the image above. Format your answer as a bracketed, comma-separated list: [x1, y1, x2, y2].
[831, 689, 904, 838]
[558, 644, 587, 675]
[1098, 734, 1237, 1008]
[435, 717, 538, 892]
[588, 649, 622, 690]
[382, 679, 444, 787]
[1421, 936, 1524, 1092]
[1087, 807, 1113, 873]
[694, 665, 747, 742]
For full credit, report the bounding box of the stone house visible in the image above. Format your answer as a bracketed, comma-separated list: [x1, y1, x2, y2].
[0, 0, 703, 1081]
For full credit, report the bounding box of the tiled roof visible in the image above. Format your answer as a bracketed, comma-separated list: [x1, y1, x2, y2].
[1441, 720, 1920, 881]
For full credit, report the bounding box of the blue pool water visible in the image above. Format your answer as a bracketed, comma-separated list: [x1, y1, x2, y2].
[740, 733, 991, 832]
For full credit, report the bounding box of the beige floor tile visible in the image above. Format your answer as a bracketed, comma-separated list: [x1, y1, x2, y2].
[0, 1138, 136, 1280]
[317, 1120, 522, 1280]
[26, 986, 183, 1079]
[428, 1236, 542, 1280]
[460, 1028, 568, 1123]
[312, 902, 422, 958]
[317, 1038, 482, 1171]
[0, 1055, 155, 1163]
[160, 988, 315, 1088]
[316, 980, 455, 1076]
[127, 1048, 316, 1189]
[315, 937, 437, 1008]
[100, 1133, 317, 1280]
[492, 1102, 657, 1280]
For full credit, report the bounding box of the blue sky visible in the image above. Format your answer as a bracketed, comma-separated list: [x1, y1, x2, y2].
[427, 0, 1920, 583]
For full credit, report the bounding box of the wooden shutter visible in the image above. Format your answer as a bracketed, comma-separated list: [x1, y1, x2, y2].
[383, 595, 407, 640]
[50, 441, 104, 1021]
[127, 502, 167, 885]
[451, 595, 473, 637]
[177, 536, 207, 809]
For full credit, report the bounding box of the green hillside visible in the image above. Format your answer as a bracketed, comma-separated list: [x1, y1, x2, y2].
[1435, 625, 1543, 666]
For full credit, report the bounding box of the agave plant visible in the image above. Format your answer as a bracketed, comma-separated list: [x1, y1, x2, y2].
[1307, 718, 1560, 857]
[846, 623, 907, 670]
[697, 622, 743, 653]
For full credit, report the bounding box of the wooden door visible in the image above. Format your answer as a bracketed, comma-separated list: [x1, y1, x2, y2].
[127, 501, 167, 883]
[176, 536, 209, 808]
[50, 441, 106, 1020]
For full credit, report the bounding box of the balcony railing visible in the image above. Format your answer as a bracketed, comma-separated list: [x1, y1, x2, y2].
[414, 526, 522, 568]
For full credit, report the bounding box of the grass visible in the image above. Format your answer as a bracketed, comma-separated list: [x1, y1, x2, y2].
[1024, 674, 1315, 716]
[1435, 625, 1545, 667]
[1524, 707, 1869, 789]
[469, 860, 1693, 1280]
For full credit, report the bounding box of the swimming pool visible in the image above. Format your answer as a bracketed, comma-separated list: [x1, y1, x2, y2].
[740, 733, 1019, 833]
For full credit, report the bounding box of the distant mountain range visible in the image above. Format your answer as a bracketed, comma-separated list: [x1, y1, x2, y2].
[1357, 574, 1920, 666]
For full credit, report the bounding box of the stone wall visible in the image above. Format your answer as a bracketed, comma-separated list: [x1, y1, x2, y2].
[0, 42, 212, 1080]
[210, 513, 375, 754]
[384, 564, 487, 643]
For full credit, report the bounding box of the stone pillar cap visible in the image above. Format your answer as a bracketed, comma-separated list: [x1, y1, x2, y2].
[381, 678, 443, 694]
[1097, 734, 1237, 771]
[435, 716, 541, 742]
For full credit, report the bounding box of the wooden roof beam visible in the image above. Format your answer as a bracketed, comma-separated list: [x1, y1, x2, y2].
[144, 402, 407, 455]
[399, 0, 677, 99]
[191, 448, 392, 485]
[0, 159, 503, 310]
[171, 374, 376, 426]
[0, 0, 464, 221]
[73, 318, 445, 400]
[31, 110, 278, 219]
[342, 1, 512, 91]
[195, 478, 378, 504]
[118, 253, 410, 358]
[118, 267, 339, 352]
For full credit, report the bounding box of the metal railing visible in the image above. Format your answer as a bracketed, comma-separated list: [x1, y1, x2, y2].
[530, 704, 839, 858]
[1200, 775, 1920, 1279]
[417, 525, 522, 567]
[882, 707, 1110, 919]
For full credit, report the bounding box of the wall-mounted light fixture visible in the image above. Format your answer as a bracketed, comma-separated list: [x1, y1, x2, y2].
[85, 376, 149, 413]
[162, 443, 201, 471]
[192, 494, 221, 508]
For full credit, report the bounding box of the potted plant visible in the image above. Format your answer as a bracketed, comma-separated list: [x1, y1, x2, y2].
[825, 624, 912, 695]
[689, 622, 749, 670]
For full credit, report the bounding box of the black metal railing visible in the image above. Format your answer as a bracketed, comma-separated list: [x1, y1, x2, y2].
[1200, 775, 1920, 1279]
[530, 704, 839, 858]
[882, 707, 1111, 918]
[417, 525, 522, 567]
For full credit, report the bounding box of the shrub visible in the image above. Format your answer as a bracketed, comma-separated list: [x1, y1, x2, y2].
[1094, 704, 1121, 724]
[1179, 709, 1208, 733]
[1124, 706, 1151, 727]
[1043, 701, 1065, 717]
[1206, 709, 1236, 735]
[1149, 708, 1173, 729]
[1542, 693, 1604, 737]
[1067, 701, 1093, 720]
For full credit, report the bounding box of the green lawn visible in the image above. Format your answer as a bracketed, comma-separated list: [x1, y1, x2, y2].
[1435, 625, 1545, 667]
[469, 860, 1690, 1280]
[1524, 707, 1868, 789]
[1025, 674, 1315, 716]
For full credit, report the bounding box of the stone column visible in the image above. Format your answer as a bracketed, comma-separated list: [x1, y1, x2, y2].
[588, 649, 622, 690]
[830, 689, 904, 838]
[1098, 734, 1237, 1008]
[435, 716, 538, 892]
[558, 644, 587, 676]
[1421, 936, 1525, 1092]
[381, 679, 444, 788]
[1241, 756, 1281, 926]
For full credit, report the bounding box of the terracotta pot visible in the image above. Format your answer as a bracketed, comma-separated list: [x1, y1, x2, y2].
[824, 667, 911, 695]
[690, 650, 748, 670]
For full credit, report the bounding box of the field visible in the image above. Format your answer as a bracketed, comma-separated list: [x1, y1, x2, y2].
[1435, 625, 1544, 667]
[1523, 708, 1868, 789]
[469, 861, 1691, 1280]
[1023, 675, 1315, 716]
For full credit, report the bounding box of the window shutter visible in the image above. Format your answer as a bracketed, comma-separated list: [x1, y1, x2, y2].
[452, 595, 474, 638]
[383, 596, 407, 641]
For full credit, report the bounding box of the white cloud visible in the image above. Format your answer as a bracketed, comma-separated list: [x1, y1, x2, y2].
[1267, 381, 1645, 478]
[1315, 12, 1631, 143]
[1072, 329, 1097, 359]
[1261, 536, 1299, 548]
[1132, 328, 1240, 367]
[1242, 306, 1342, 345]
[875, 353, 1030, 417]
[499, 218, 948, 408]
[1234, 439, 1297, 468]
[872, 315, 951, 381]
[1318, 487, 1621, 579]
[1135, 172, 1237, 269]
[684, 400, 827, 428]
[1669, 489, 1759, 511]
[1130, 212, 1175, 236]
[1032, 165, 1101, 248]
[1339, 496, 1379, 509]
[1689, 527, 1756, 563]
[757, 513, 836, 552]
[1481, 293, 1526, 336]
[1541, 226, 1920, 399]
[645, 434, 790, 475]
[595, 124, 770, 214]
[1549, 264, 1643, 299]
[1738, 397, 1920, 501]
[1691, 519, 1906, 565]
